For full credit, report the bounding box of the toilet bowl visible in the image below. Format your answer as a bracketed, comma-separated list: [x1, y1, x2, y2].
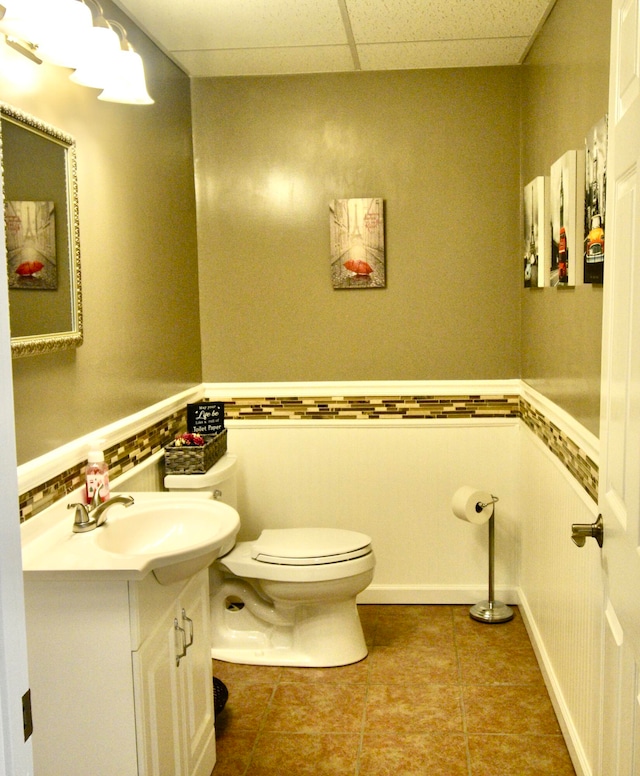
[165, 454, 375, 667]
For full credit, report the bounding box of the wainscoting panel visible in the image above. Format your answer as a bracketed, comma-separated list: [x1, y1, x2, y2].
[224, 419, 521, 603]
[519, 426, 603, 776]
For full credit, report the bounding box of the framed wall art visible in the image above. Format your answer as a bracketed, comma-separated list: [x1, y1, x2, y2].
[5, 200, 57, 290]
[549, 150, 585, 287]
[523, 176, 549, 288]
[584, 115, 607, 284]
[330, 197, 385, 289]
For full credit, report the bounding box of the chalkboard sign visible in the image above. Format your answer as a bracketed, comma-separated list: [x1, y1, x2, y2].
[187, 402, 225, 436]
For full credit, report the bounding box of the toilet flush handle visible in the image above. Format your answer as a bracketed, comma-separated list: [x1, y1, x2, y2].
[213, 489, 222, 500]
[571, 514, 604, 548]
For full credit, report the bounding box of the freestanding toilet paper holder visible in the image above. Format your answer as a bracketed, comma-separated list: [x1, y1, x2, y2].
[470, 495, 514, 624]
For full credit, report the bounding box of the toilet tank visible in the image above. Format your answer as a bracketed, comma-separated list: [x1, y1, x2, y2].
[164, 453, 238, 508]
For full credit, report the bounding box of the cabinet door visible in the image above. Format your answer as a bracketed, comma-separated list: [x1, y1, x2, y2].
[133, 618, 184, 776]
[178, 571, 216, 776]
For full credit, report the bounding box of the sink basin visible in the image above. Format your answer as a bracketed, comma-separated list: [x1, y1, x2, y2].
[21, 492, 240, 586]
[96, 498, 240, 584]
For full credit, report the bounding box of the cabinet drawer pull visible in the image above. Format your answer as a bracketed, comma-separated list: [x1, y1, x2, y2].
[182, 609, 194, 649]
[174, 618, 187, 666]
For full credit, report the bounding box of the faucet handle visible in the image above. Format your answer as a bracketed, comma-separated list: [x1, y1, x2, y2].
[68, 502, 96, 533]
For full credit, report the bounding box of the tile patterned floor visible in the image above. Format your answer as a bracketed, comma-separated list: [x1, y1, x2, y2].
[211, 605, 576, 776]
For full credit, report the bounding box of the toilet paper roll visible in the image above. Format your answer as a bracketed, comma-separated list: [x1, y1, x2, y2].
[451, 486, 494, 525]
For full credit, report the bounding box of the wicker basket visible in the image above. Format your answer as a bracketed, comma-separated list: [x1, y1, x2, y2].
[164, 430, 227, 475]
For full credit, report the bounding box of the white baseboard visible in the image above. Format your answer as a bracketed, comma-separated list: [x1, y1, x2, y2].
[357, 584, 520, 605]
[518, 587, 592, 776]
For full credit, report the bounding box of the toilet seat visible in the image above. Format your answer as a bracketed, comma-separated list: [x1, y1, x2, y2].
[251, 528, 372, 566]
[218, 528, 375, 582]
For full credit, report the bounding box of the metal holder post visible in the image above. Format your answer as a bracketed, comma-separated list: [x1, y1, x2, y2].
[469, 496, 514, 623]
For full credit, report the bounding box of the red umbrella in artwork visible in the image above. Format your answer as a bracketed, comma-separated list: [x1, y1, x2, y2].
[344, 259, 373, 275]
[15, 260, 44, 276]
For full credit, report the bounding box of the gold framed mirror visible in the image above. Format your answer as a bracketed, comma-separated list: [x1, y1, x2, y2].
[1, 102, 82, 357]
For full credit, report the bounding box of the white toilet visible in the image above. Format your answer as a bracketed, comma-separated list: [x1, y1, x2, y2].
[165, 454, 375, 667]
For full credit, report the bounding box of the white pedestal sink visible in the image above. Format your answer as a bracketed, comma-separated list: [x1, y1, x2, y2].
[21, 491, 240, 584]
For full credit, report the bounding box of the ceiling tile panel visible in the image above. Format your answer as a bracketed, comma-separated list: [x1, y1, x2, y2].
[346, 0, 553, 43]
[357, 37, 529, 71]
[175, 45, 356, 78]
[114, 0, 347, 51]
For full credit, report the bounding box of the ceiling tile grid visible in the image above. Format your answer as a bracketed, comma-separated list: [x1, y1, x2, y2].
[112, 0, 557, 77]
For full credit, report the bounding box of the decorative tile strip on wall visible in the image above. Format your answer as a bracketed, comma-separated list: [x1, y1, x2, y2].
[18, 408, 187, 522]
[18, 394, 599, 523]
[520, 399, 598, 502]
[221, 395, 521, 421]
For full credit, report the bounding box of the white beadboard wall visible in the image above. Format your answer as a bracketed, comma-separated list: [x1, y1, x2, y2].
[224, 419, 521, 603]
[519, 425, 603, 776]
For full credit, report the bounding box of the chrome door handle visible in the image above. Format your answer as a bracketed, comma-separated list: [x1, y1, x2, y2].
[571, 514, 604, 548]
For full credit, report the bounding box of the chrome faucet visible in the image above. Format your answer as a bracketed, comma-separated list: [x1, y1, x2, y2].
[92, 494, 135, 526]
[68, 488, 135, 533]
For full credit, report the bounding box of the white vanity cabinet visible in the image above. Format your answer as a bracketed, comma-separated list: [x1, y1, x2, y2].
[132, 570, 215, 776]
[23, 568, 216, 776]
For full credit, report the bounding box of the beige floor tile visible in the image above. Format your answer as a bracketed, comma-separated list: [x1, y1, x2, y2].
[278, 659, 369, 684]
[463, 684, 562, 735]
[454, 609, 532, 649]
[215, 682, 275, 733]
[210, 606, 576, 776]
[263, 683, 366, 734]
[212, 660, 282, 686]
[212, 730, 258, 776]
[368, 644, 460, 684]
[468, 733, 576, 775]
[458, 643, 545, 685]
[359, 732, 469, 776]
[365, 684, 463, 733]
[374, 611, 455, 647]
[245, 732, 360, 775]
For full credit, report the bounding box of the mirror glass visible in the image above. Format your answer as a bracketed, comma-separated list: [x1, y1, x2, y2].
[1, 102, 82, 357]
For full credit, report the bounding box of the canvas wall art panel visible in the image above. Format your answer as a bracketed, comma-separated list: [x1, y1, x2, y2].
[549, 151, 585, 287]
[330, 198, 385, 289]
[5, 200, 57, 290]
[523, 176, 549, 288]
[584, 115, 607, 284]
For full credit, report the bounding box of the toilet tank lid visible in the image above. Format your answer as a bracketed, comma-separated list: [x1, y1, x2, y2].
[164, 453, 237, 489]
[251, 528, 372, 565]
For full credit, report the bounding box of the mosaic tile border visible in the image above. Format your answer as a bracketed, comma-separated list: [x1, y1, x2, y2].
[520, 399, 599, 502]
[220, 394, 521, 421]
[18, 408, 188, 522]
[18, 394, 599, 522]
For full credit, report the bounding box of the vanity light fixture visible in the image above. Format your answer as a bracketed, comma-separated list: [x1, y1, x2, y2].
[30, 0, 93, 68]
[0, 0, 154, 105]
[69, 2, 121, 88]
[95, 20, 154, 104]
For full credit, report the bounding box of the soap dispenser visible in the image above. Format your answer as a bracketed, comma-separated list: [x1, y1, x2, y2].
[85, 447, 110, 505]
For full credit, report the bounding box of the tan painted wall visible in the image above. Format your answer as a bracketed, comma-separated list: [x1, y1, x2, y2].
[192, 68, 522, 382]
[520, 0, 611, 435]
[4, 0, 610, 465]
[2, 1, 202, 463]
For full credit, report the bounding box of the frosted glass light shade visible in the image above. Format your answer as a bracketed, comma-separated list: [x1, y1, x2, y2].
[70, 24, 121, 88]
[0, 0, 49, 43]
[35, 0, 93, 68]
[98, 49, 154, 105]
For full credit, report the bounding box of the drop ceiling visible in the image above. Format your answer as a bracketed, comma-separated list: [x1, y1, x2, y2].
[112, 0, 558, 78]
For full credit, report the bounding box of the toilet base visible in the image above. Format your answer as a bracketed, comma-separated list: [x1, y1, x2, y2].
[210, 568, 372, 667]
[211, 640, 368, 668]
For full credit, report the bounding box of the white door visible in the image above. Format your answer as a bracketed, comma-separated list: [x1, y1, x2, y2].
[0, 177, 33, 771]
[599, 0, 640, 772]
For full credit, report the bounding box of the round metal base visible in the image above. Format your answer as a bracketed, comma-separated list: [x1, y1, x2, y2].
[469, 600, 514, 623]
